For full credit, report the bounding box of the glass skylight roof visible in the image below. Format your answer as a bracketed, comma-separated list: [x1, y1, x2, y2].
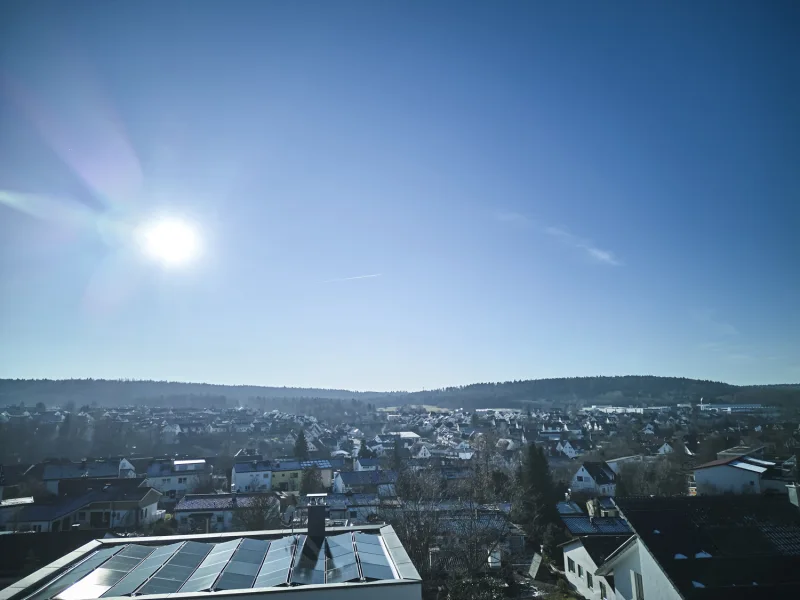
[24, 532, 403, 600]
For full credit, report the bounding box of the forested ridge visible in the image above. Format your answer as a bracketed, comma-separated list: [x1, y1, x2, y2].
[1, 376, 798, 410]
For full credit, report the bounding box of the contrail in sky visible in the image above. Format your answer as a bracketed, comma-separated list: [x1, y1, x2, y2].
[325, 273, 382, 283]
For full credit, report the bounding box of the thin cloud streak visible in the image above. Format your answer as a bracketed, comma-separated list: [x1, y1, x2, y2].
[494, 212, 621, 266]
[324, 273, 382, 283]
[545, 227, 622, 266]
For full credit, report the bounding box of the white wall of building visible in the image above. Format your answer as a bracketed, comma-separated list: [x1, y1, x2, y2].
[232, 468, 272, 492]
[605, 539, 681, 600]
[694, 465, 760, 495]
[563, 543, 615, 600]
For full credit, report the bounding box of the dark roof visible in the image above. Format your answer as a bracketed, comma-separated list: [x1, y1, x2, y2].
[582, 461, 616, 485]
[42, 461, 121, 481]
[176, 494, 278, 512]
[560, 516, 632, 535]
[614, 495, 800, 599]
[356, 458, 380, 467]
[15, 482, 158, 523]
[693, 456, 736, 469]
[577, 535, 633, 567]
[338, 470, 398, 486]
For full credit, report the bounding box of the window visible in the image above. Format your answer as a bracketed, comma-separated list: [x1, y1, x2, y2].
[291, 472, 299, 478]
[576, 476, 584, 482]
[587, 573, 593, 589]
[633, 572, 644, 600]
[568, 558, 575, 573]
[217, 516, 224, 523]
[600, 581, 608, 600]
[178, 477, 187, 484]
[578, 565, 583, 578]
[263, 473, 269, 478]
[162, 478, 169, 483]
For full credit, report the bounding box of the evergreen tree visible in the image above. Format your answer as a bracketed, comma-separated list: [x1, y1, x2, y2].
[294, 429, 310, 460]
[300, 465, 324, 494]
[513, 444, 559, 544]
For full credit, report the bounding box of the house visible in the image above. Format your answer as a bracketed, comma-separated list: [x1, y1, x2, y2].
[231, 460, 273, 492]
[1, 481, 161, 532]
[562, 535, 631, 600]
[354, 457, 379, 472]
[558, 439, 591, 459]
[596, 492, 800, 599]
[571, 462, 617, 496]
[333, 470, 398, 494]
[42, 458, 136, 494]
[174, 493, 280, 533]
[270, 460, 333, 492]
[693, 452, 790, 495]
[144, 458, 211, 499]
[650, 442, 674, 455]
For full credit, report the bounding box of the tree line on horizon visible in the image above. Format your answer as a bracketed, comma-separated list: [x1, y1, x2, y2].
[1, 375, 798, 411]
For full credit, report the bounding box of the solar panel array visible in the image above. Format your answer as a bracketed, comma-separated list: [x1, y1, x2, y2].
[26, 533, 399, 600]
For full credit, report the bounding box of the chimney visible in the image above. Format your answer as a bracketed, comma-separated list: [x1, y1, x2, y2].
[788, 484, 799, 509]
[307, 493, 327, 541]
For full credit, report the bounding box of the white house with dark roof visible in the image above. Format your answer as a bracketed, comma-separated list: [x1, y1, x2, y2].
[571, 462, 617, 497]
[596, 493, 800, 600]
[562, 535, 631, 600]
[693, 452, 789, 495]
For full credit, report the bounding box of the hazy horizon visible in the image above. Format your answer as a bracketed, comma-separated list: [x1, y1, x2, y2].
[1, 2, 798, 389]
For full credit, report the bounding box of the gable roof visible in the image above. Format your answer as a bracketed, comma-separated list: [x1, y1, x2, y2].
[582, 461, 616, 485]
[568, 535, 634, 568]
[612, 495, 800, 599]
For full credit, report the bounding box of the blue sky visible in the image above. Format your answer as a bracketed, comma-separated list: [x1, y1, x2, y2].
[1, 1, 798, 390]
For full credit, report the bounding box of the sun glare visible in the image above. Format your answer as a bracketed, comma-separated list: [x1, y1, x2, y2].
[138, 218, 200, 266]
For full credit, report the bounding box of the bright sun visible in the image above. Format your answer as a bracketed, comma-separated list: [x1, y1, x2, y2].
[138, 218, 201, 266]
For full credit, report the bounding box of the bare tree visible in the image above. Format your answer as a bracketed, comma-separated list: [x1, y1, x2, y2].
[232, 494, 281, 532]
[380, 469, 445, 580]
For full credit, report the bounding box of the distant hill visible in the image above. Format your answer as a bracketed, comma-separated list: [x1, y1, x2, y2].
[0, 378, 385, 409]
[0, 376, 797, 410]
[377, 376, 800, 410]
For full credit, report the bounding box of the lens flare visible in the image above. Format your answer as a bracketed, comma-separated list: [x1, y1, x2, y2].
[137, 218, 200, 266]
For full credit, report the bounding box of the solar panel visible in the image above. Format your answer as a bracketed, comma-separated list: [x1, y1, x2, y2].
[258, 557, 292, 576]
[327, 534, 354, 550]
[354, 533, 381, 547]
[177, 539, 241, 593]
[117, 546, 154, 560]
[325, 563, 361, 584]
[360, 563, 394, 580]
[291, 568, 324, 586]
[26, 547, 121, 600]
[102, 543, 183, 597]
[327, 552, 357, 569]
[357, 551, 390, 567]
[214, 572, 254, 591]
[253, 571, 288, 588]
[224, 561, 259, 577]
